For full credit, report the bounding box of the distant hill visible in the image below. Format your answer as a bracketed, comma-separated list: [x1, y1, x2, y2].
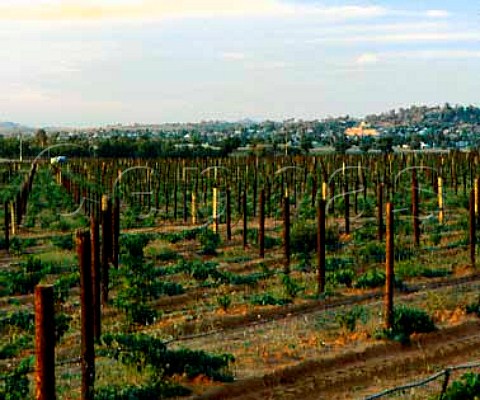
[0, 121, 34, 135]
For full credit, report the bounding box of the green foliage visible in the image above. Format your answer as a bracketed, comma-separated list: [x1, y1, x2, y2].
[442, 372, 480, 400]
[0, 310, 34, 332]
[355, 269, 386, 289]
[198, 229, 221, 255]
[0, 357, 33, 400]
[54, 272, 80, 303]
[358, 242, 385, 263]
[51, 234, 74, 250]
[100, 333, 235, 382]
[281, 273, 303, 299]
[217, 294, 232, 311]
[290, 222, 317, 257]
[0, 336, 32, 360]
[120, 234, 152, 262]
[55, 313, 72, 343]
[335, 306, 368, 332]
[250, 293, 291, 306]
[381, 305, 436, 344]
[95, 381, 191, 400]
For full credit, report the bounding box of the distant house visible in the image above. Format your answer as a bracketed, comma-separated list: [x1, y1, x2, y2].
[345, 122, 379, 137]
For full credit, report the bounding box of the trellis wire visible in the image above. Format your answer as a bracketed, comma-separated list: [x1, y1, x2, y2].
[364, 360, 480, 399]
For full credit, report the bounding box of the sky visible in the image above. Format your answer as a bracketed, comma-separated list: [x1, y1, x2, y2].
[0, 0, 479, 127]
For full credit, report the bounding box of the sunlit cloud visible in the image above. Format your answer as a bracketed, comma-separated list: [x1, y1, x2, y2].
[309, 31, 480, 45]
[355, 53, 379, 65]
[426, 9, 450, 18]
[0, 0, 387, 21]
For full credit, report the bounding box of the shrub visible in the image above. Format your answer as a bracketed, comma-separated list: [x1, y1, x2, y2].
[442, 372, 480, 400]
[199, 229, 220, 255]
[51, 234, 74, 250]
[355, 269, 386, 289]
[250, 293, 291, 306]
[382, 305, 435, 344]
[336, 306, 368, 332]
[217, 294, 232, 312]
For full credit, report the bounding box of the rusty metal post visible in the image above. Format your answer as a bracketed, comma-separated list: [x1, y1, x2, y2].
[259, 189, 265, 258]
[101, 195, 110, 305]
[76, 230, 95, 400]
[90, 217, 101, 341]
[4, 201, 9, 252]
[35, 285, 56, 400]
[242, 191, 247, 249]
[226, 187, 231, 241]
[412, 169, 420, 247]
[283, 195, 290, 274]
[317, 198, 326, 295]
[377, 183, 384, 241]
[385, 202, 394, 330]
[470, 189, 476, 267]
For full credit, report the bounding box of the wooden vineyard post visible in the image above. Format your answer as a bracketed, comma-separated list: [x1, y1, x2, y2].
[76, 230, 95, 400]
[101, 195, 110, 305]
[476, 178, 480, 225]
[10, 202, 15, 235]
[344, 182, 350, 234]
[317, 199, 326, 295]
[112, 197, 120, 269]
[283, 194, 290, 274]
[4, 201, 9, 253]
[90, 217, 101, 341]
[212, 186, 218, 234]
[377, 183, 384, 241]
[411, 169, 420, 247]
[470, 189, 476, 267]
[259, 189, 265, 258]
[191, 192, 197, 225]
[242, 191, 247, 249]
[35, 285, 55, 400]
[226, 187, 231, 241]
[438, 177, 444, 224]
[183, 185, 188, 223]
[385, 202, 394, 330]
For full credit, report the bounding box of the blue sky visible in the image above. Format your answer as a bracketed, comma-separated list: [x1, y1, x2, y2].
[0, 0, 479, 127]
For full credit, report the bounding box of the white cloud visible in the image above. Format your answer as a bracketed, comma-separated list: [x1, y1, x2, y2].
[221, 52, 247, 61]
[356, 53, 379, 65]
[426, 9, 450, 18]
[0, 1, 388, 21]
[352, 50, 480, 65]
[309, 31, 480, 44]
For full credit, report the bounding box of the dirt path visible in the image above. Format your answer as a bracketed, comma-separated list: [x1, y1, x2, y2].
[193, 321, 480, 400]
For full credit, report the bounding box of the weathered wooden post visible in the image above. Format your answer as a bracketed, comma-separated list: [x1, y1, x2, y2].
[4, 201, 9, 252]
[470, 189, 476, 267]
[35, 285, 55, 400]
[259, 189, 265, 258]
[317, 198, 326, 295]
[191, 192, 197, 225]
[242, 191, 247, 249]
[76, 230, 95, 400]
[112, 197, 120, 269]
[283, 194, 290, 274]
[438, 177, 444, 224]
[90, 217, 101, 341]
[101, 195, 110, 305]
[344, 182, 350, 234]
[226, 187, 231, 241]
[212, 186, 218, 233]
[412, 169, 420, 247]
[385, 202, 394, 330]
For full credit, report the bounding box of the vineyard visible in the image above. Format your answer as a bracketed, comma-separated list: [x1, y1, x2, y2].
[2, 152, 480, 399]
